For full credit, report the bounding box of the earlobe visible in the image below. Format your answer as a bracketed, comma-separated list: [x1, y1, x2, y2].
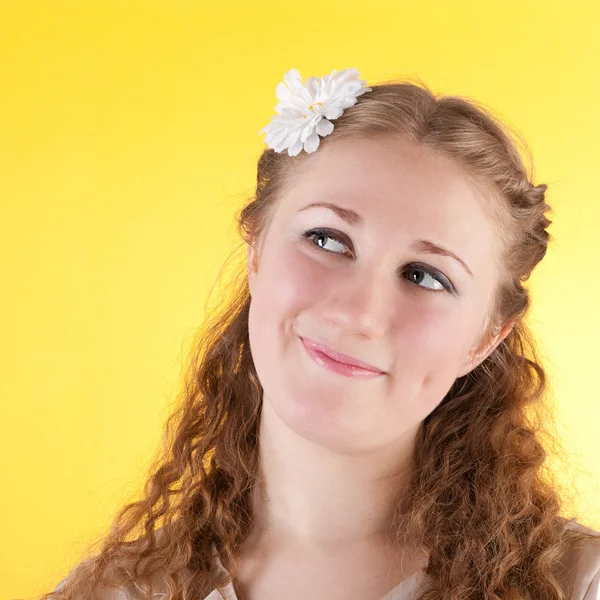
[246, 239, 258, 295]
[456, 319, 515, 379]
[246, 242, 253, 278]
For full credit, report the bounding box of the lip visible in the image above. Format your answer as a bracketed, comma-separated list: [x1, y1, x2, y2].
[300, 336, 385, 377]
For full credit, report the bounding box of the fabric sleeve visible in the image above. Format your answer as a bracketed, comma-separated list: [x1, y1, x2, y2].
[50, 576, 141, 599]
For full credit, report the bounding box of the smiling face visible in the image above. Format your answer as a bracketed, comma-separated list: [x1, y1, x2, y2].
[247, 137, 511, 453]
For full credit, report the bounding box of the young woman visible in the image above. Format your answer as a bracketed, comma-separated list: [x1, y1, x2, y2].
[45, 69, 600, 600]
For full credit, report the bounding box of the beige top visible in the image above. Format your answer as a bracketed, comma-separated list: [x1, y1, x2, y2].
[53, 519, 600, 599]
[203, 551, 426, 600]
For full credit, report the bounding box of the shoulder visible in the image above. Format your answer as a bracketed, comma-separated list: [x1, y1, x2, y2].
[557, 519, 600, 600]
[51, 555, 172, 600]
[52, 575, 152, 599]
[51, 533, 206, 599]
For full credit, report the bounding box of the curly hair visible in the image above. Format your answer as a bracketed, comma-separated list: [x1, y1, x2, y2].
[36, 77, 599, 600]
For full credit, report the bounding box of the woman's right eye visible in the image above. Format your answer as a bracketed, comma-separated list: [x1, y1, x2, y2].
[301, 227, 454, 294]
[302, 228, 351, 256]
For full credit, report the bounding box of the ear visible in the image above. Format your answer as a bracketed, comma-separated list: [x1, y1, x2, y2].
[246, 235, 259, 296]
[456, 317, 515, 379]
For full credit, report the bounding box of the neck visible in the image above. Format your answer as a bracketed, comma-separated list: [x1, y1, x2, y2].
[247, 398, 419, 549]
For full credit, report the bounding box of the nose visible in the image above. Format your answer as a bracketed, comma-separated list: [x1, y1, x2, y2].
[318, 264, 393, 339]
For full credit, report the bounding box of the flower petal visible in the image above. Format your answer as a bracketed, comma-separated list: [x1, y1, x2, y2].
[277, 98, 305, 115]
[324, 106, 344, 120]
[300, 118, 319, 141]
[283, 69, 304, 94]
[304, 76, 320, 100]
[275, 81, 291, 103]
[335, 96, 356, 108]
[303, 130, 320, 153]
[279, 106, 305, 118]
[282, 127, 303, 148]
[288, 139, 304, 156]
[339, 78, 364, 91]
[271, 125, 295, 148]
[315, 118, 334, 136]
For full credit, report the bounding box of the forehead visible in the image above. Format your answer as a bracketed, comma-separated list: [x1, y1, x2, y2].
[287, 137, 481, 205]
[283, 138, 499, 240]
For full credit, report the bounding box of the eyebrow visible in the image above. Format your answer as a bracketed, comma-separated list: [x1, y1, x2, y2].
[297, 201, 473, 277]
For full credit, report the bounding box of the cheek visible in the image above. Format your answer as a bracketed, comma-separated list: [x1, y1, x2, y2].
[252, 241, 329, 318]
[400, 304, 471, 355]
[390, 305, 479, 411]
[247, 243, 312, 385]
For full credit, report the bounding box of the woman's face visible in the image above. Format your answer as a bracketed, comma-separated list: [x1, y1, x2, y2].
[247, 137, 508, 453]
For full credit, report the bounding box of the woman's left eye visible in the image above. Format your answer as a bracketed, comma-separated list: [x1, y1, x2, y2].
[301, 227, 454, 294]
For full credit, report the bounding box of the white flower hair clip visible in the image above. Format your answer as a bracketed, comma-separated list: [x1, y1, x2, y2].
[258, 68, 372, 157]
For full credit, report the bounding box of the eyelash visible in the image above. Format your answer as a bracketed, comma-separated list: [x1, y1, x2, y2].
[301, 227, 454, 294]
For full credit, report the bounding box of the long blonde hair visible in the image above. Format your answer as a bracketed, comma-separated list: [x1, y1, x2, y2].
[39, 77, 598, 600]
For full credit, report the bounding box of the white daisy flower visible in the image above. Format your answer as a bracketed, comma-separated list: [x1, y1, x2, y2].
[258, 68, 372, 156]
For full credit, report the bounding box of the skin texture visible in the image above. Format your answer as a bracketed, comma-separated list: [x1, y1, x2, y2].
[239, 138, 515, 599]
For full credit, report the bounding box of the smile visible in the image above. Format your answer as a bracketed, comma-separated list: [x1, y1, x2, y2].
[300, 337, 385, 379]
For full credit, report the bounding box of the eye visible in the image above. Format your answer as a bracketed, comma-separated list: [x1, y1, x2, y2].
[404, 265, 447, 292]
[301, 227, 454, 294]
[304, 227, 351, 256]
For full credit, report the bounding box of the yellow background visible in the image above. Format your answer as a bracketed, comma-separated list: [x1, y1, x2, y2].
[2, 1, 599, 597]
